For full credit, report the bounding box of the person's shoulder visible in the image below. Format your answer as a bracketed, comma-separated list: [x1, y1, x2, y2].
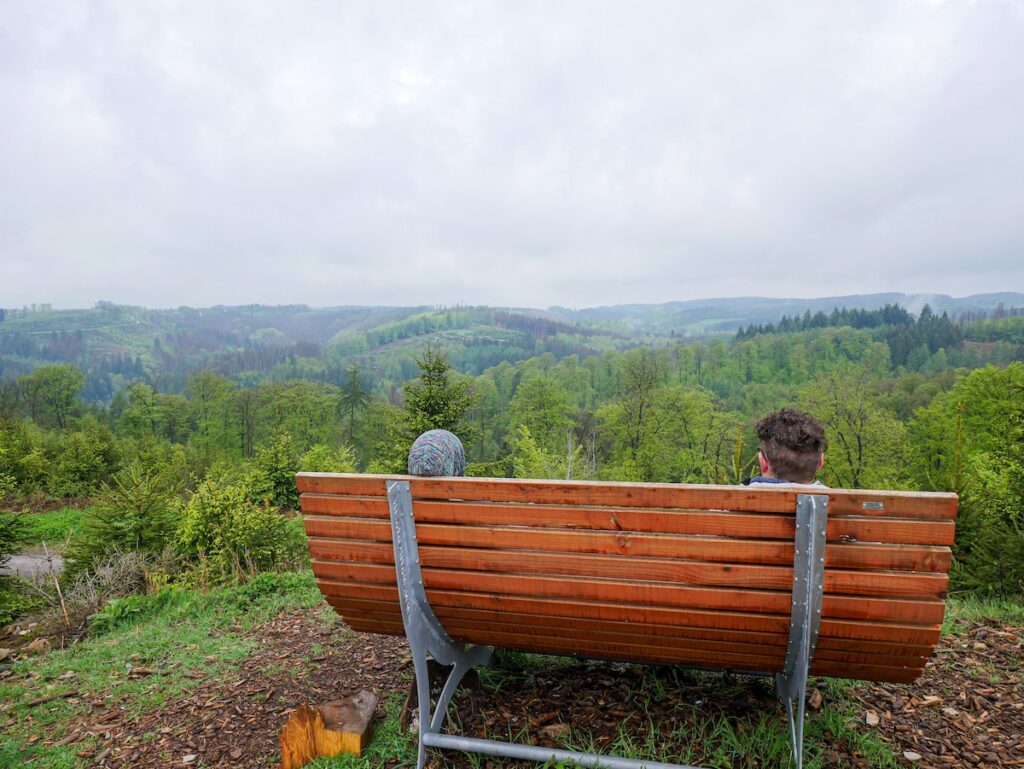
[743, 477, 829, 488]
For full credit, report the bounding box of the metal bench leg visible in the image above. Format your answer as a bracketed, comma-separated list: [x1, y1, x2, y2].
[776, 494, 828, 769]
[387, 481, 493, 769]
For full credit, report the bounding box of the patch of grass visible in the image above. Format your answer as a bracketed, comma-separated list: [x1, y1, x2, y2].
[942, 594, 1024, 636]
[19, 507, 85, 548]
[0, 571, 323, 768]
[453, 657, 902, 769]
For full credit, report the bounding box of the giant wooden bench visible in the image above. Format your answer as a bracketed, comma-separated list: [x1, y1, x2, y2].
[297, 473, 957, 769]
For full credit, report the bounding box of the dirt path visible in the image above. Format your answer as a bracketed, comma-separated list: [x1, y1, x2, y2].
[0, 550, 63, 578]
[35, 609, 1022, 768]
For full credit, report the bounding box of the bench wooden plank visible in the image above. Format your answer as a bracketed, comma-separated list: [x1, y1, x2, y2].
[316, 579, 940, 645]
[304, 516, 952, 573]
[308, 541, 949, 598]
[326, 596, 935, 660]
[313, 561, 946, 624]
[336, 608, 925, 684]
[297, 474, 958, 519]
[341, 611, 930, 671]
[300, 495, 956, 546]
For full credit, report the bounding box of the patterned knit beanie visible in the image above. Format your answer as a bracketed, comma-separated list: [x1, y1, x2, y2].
[407, 429, 467, 477]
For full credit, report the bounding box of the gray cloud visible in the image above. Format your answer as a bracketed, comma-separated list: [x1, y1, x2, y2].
[1, 0, 1022, 309]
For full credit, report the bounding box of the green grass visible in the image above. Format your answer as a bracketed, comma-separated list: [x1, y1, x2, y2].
[446, 657, 903, 769]
[942, 593, 1024, 636]
[18, 508, 85, 548]
[0, 571, 324, 768]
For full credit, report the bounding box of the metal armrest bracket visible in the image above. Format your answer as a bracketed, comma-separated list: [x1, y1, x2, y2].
[776, 493, 829, 769]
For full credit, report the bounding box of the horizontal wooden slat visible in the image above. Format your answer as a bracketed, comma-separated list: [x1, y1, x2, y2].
[328, 597, 933, 665]
[327, 596, 934, 661]
[300, 495, 956, 546]
[303, 517, 952, 573]
[316, 580, 941, 647]
[308, 541, 949, 599]
[334, 605, 925, 683]
[296, 474, 958, 520]
[313, 562, 945, 624]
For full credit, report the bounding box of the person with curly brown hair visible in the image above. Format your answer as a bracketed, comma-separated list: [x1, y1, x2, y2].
[744, 408, 827, 486]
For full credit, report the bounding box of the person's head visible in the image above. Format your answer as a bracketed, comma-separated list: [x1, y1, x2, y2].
[407, 429, 467, 477]
[755, 408, 827, 483]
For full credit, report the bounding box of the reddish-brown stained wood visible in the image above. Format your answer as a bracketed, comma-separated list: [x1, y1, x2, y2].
[300, 495, 955, 546]
[303, 516, 952, 573]
[296, 474, 957, 519]
[330, 599, 931, 667]
[333, 602, 929, 671]
[316, 580, 941, 646]
[298, 472, 954, 686]
[307, 542, 949, 599]
[326, 595, 935, 659]
[313, 561, 945, 624]
[332, 605, 925, 683]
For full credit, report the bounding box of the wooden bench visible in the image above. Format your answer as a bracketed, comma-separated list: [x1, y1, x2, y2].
[298, 473, 957, 769]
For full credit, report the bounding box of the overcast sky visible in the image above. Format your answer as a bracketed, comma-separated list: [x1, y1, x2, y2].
[1, 1, 1022, 310]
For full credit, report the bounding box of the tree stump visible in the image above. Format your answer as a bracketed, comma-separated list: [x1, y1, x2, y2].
[280, 691, 378, 769]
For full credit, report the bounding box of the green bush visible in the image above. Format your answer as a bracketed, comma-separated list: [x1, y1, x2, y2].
[48, 423, 119, 498]
[0, 577, 43, 627]
[64, 463, 182, 577]
[299, 443, 357, 473]
[0, 472, 15, 501]
[245, 433, 300, 509]
[0, 418, 46, 494]
[0, 510, 26, 569]
[176, 476, 305, 581]
[952, 450, 1024, 594]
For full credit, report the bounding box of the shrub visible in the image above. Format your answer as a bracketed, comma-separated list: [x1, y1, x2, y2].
[299, 444, 357, 473]
[0, 418, 46, 494]
[0, 510, 26, 570]
[0, 578, 43, 627]
[48, 423, 119, 498]
[246, 433, 300, 509]
[64, 462, 182, 577]
[176, 477, 305, 581]
[0, 511, 31, 626]
[952, 450, 1024, 594]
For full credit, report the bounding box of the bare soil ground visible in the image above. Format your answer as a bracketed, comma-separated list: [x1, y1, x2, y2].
[28, 609, 1023, 769]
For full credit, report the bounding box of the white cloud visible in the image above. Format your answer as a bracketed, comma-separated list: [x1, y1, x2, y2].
[0, 0, 1021, 309]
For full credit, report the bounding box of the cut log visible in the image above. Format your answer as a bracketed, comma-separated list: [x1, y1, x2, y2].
[279, 691, 378, 769]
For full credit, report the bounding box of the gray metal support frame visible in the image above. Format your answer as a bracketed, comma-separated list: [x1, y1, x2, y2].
[775, 494, 829, 769]
[386, 480, 827, 769]
[387, 481, 493, 769]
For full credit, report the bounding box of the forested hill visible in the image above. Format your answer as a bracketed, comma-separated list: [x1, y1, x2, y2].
[0, 293, 1021, 404]
[548, 292, 1024, 334]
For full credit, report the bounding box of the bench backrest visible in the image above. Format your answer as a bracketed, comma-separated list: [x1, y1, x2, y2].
[298, 473, 957, 684]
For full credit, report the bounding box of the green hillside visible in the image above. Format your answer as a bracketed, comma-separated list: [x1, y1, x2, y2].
[1, 294, 1021, 404]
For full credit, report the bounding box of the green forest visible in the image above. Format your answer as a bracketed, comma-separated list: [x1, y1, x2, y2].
[1, 299, 1023, 631]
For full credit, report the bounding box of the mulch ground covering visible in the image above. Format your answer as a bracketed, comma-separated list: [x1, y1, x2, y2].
[851, 622, 1023, 768]
[19, 610, 1024, 768]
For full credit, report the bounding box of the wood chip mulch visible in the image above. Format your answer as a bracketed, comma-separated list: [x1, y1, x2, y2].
[29, 611, 1023, 769]
[850, 622, 1023, 768]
